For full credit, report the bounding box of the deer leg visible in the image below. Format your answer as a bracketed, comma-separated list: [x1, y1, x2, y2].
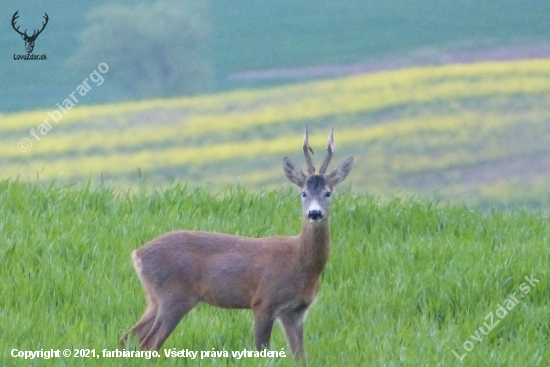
[120, 304, 158, 348]
[253, 310, 276, 351]
[140, 296, 197, 350]
[134, 305, 159, 344]
[278, 306, 307, 359]
[120, 293, 159, 349]
[120, 279, 163, 348]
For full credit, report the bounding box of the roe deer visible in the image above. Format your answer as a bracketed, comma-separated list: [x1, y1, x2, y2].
[120, 127, 353, 359]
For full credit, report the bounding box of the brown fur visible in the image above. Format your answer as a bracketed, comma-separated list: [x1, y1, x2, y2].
[120, 128, 353, 359]
[121, 223, 328, 356]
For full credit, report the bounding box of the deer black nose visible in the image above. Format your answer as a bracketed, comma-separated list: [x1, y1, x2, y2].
[308, 210, 323, 220]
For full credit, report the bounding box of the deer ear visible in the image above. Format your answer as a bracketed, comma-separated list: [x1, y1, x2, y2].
[283, 157, 307, 187]
[327, 157, 354, 187]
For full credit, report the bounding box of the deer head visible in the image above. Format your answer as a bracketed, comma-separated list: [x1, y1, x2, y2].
[283, 126, 354, 223]
[12, 11, 49, 54]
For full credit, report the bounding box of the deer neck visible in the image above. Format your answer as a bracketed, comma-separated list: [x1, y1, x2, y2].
[296, 218, 330, 275]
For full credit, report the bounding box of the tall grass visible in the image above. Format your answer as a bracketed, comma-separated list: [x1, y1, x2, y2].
[1, 180, 549, 366]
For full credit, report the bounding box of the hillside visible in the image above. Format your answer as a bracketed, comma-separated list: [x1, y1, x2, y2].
[1, 0, 549, 112]
[3, 59, 550, 209]
[1, 181, 549, 366]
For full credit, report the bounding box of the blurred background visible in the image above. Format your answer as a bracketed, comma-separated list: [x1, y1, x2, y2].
[1, 0, 550, 209]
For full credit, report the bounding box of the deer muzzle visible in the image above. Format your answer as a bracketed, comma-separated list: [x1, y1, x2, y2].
[308, 210, 323, 221]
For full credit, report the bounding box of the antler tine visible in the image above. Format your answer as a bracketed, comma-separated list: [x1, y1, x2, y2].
[303, 125, 316, 175]
[41, 13, 49, 30]
[319, 127, 335, 174]
[33, 13, 49, 38]
[11, 11, 25, 36]
[12, 11, 19, 25]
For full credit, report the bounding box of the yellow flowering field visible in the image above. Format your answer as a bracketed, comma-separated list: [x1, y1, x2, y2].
[2, 59, 550, 208]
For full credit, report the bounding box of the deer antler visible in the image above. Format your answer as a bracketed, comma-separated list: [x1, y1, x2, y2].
[11, 11, 26, 37]
[318, 127, 334, 175]
[29, 13, 49, 40]
[12, 12, 48, 41]
[303, 125, 315, 175]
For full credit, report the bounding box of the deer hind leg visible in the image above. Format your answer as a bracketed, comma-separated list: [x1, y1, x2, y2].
[120, 279, 161, 348]
[120, 297, 159, 348]
[278, 304, 308, 359]
[133, 305, 158, 343]
[140, 293, 197, 351]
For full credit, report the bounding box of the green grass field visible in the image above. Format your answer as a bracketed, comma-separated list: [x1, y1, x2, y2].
[2, 179, 550, 366]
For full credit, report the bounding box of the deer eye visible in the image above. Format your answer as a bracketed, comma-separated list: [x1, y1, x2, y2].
[302, 192, 306, 198]
[325, 191, 331, 197]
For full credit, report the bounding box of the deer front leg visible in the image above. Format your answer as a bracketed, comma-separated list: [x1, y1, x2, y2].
[253, 310, 275, 351]
[279, 305, 307, 359]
